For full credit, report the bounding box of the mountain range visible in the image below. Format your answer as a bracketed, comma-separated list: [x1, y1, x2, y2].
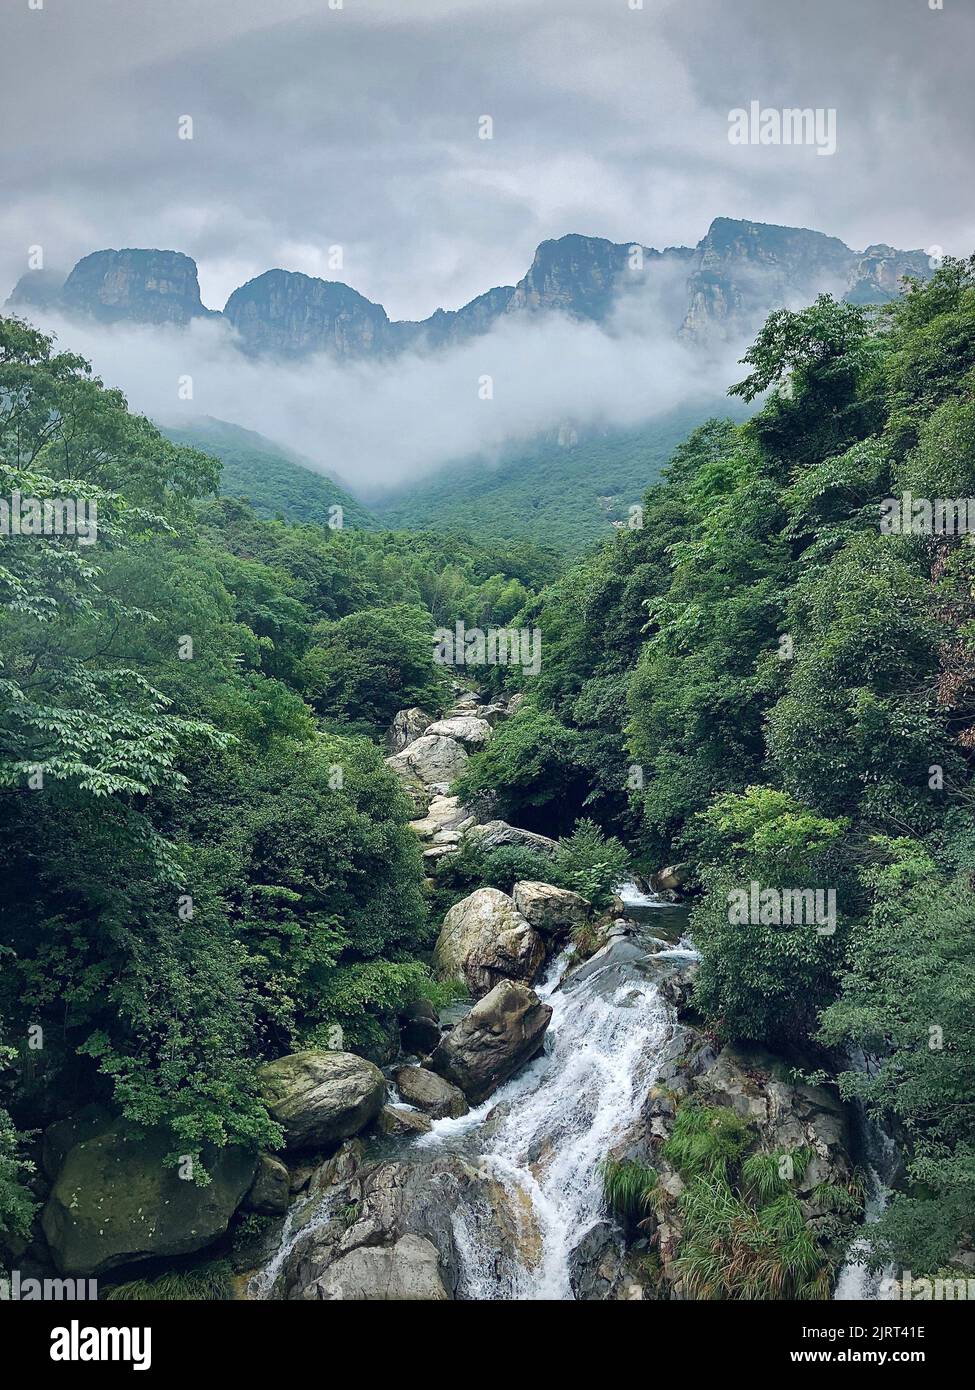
[6, 218, 931, 360]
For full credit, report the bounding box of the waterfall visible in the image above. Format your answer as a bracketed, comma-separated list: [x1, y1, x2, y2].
[414, 926, 678, 1299]
[833, 1049, 898, 1301]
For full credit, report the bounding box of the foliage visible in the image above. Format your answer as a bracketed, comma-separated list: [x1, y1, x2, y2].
[600, 1156, 657, 1226]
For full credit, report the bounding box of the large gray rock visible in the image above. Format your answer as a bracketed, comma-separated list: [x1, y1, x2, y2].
[409, 794, 475, 840]
[386, 707, 433, 754]
[386, 734, 469, 786]
[302, 1233, 449, 1300]
[41, 1120, 256, 1276]
[245, 1153, 291, 1216]
[273, 1154, 533, 1300]
[466, 820, 559, 854]
[513, 880, 592, 935]
[393, 1066, 468, 1119]
[433, 887, 546, 998]
[423, 716, 493, 749]
[429, 980, 553, 1104]
[376, 1106, 433, 1138]
[258, 1050, 385, 1152]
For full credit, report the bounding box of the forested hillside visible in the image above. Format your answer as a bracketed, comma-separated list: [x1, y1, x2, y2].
[0, 317, 559, 1255]
[2, 257, 973, 1294]
[459, 258, 975, 1274]
[161, 417, 375, 530]
[373, 408, 739, 552]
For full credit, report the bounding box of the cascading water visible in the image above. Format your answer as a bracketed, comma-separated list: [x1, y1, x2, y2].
[412, 902, 688, 1300]
[833, 1049, 898, 1301]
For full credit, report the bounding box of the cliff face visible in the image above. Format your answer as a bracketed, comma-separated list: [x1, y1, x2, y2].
[4, 219, 932, 357]
[223, 269, 391, 357]
[59, 249, 215, 326]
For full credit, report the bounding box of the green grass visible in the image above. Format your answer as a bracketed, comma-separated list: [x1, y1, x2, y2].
[104, 1259, 233, 1301]
[600, 1157, 658, 1225]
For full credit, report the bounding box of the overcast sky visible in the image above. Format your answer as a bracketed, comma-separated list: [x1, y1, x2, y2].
[1, 0, 973, 321]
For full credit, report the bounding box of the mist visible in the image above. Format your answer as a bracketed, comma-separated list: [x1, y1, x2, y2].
[27, 297, 746, 498]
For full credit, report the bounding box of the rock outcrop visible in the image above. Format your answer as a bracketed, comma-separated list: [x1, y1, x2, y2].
[41, 1119, 255, 1276]
[385, 733, 469, 786]
[423, 716, 493, 749]
[59, 249, 216, 326]
[302, 1232, 449, 1300]
[258, 1050, 385, 1152]
[386, 706, 434, 753]
[432, 886, 546, 998]
[429, 980, 552, 1104]
[465, 820, 559, 854]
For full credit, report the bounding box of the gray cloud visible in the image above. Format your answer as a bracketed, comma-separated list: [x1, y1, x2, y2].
[2, 0, 972, 320]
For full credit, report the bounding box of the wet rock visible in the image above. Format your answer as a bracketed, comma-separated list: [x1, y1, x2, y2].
[393, 1066, 468, 1119]
[429, 980, 553, 1104]
[258, 1050, 385, 1153]
[376, 1106, 433, 1138]
[433, 886, 546, 998]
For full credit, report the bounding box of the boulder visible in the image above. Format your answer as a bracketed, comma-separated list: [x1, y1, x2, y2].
[466, 820, 558, 854]
[429, 980, 553, 1104]
[652, 863, 691, 893]
[513, 880, 592, 935]
[399, 998, 441, 1056]
[476, 703, 510, 726]
[423, 716, 493, 749]
[393, 1066, 469, 1119]
[302, 1233, 449, 1300]
[409, 794, 475, 840]
[386, 707, 433, 753]
[506, 693, 526, 715]
[258, 1050, 385, 1152]
[245, 1153, 291, 1216]
[376, 1106, 433, 1138]
[433, 887, 546, 998]
[41, 1121, 256, 1276]
[385, 734, 469, 786]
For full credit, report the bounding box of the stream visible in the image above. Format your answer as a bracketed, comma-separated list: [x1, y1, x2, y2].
[415, 889, 693, 1299]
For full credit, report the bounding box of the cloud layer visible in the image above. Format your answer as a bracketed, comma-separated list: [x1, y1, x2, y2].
[2, 0, 972, 321]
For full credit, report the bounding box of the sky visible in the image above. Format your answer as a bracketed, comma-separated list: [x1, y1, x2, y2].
[1, 0, 973, 320]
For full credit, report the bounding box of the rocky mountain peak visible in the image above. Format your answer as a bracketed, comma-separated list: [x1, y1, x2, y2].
[58, 248, 214, 326]
[223, 268, 392, 357]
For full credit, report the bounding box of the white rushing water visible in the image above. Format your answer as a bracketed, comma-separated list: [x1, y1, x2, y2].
[415, 939, 672, 1299]
[833, 1049, 898, 1301]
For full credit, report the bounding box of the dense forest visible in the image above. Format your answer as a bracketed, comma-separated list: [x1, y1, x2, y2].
[2, 256, 973, 1291]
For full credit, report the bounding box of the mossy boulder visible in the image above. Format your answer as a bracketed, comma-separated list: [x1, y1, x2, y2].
[41, 1120, 256, 1277]
[258, 1050, 385, 1152]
